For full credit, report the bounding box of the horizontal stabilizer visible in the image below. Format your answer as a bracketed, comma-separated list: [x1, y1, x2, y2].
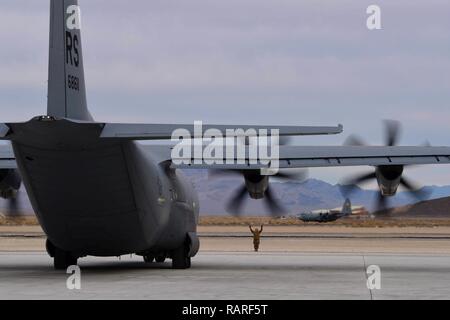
[100, 123, 343, 140]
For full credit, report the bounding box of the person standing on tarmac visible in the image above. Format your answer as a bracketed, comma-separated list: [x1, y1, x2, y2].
[249, 225, 264, 252]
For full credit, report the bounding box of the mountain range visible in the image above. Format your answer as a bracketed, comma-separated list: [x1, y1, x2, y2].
[3, 169, 450, 216]
[377, 196, 450, 219]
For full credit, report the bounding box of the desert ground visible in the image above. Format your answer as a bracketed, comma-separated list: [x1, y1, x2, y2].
[2, 217, 450, 254]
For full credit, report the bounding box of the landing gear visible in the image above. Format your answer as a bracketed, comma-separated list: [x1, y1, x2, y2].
[46, 239, 77, 270]
[54, 250, 78, 270]
[155, 255, 166, 263]
[142, 252, 166, 264]
[171, 244, 191, 269]
[143, 254, 154, 263]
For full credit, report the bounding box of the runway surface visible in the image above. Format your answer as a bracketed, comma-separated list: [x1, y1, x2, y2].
[1, 252, 450, 300]
[2, 226, 450, 300]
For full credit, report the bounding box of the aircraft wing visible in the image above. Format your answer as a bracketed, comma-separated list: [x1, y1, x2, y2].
[100, 123, 344, 139]
[144, 145, 450, 169]
[273, 146, 450, 169]
[0, 144, 16, 169]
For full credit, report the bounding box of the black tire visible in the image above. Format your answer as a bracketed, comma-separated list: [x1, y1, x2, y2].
[46, 239, 56, 258]
[155, 255, 166, 263]
[54, 248, 77, 270]
[186, 257, 191, 269]
[144, 255, 155, 263]
[171, 245, 190, 269]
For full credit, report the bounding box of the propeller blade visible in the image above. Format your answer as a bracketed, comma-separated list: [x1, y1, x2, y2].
[225, 184, 248, 215]
[400, 177, 431, 201]
[349, 172, 377, 185]
[371, 192, 390, 217]
[340, 171, 377, 201]
[7, 192, 21, 217]
[383, 120, 402, 146]
[8, 198, 17, 214]
[339, 184, 358, 198]
[375, 192, 388, 212]
[344, 134, 367, 146]
[340, 172, 377, 196]
[264, 186, 286, 216]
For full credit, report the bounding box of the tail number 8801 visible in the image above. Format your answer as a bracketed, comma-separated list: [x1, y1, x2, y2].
[68, 75, 80, 91]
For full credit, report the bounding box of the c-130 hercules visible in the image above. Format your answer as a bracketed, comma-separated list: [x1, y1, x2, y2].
[1, 0, 450, 270]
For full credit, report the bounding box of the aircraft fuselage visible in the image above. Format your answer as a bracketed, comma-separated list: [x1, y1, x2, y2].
[9, 117, 199, 258]
[298, 213, 341, 223]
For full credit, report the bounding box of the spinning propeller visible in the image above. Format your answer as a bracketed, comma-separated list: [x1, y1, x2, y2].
[340, 120, 430, 212]
[209, 168, 308, 216]
[209, 134, 308, 216]
[0, 169, 24, 217]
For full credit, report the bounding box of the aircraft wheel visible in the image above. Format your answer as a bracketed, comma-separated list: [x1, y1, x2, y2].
[171, 245, 190, 269]
[45, 239, 56, 258]
[143, 255, 154, 263]
[54, 248, 77, 270]
[186, 257, 191, 269]
[155, 255, 166, 263]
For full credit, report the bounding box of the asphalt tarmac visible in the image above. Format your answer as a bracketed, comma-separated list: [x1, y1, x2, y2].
[2, 226, 450, 300]
[1, 251, 450, 300]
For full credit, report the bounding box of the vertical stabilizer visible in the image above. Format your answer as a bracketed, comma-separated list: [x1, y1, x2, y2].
[342, 199, 352, 216]
[47, 0, 92, 120]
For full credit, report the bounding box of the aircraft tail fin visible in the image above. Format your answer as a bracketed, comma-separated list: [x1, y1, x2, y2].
[342, 198, 352, 216]
[47, 0, 92, 121]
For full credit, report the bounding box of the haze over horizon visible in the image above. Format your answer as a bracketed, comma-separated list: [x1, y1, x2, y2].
[1, 0, 449, 185]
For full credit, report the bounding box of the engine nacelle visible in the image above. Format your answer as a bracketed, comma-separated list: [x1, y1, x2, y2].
[0, 169, 22, 199]
[375, 165, 404, 196]
[243, 171, 269, 199]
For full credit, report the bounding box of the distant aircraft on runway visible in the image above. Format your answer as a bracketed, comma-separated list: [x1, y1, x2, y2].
[298, 199, 355, 223]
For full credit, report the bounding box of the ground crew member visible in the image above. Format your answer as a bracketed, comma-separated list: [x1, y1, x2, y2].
[249, 225, 264, 252]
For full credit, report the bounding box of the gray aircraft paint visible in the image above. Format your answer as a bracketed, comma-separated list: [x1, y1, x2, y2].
[47, 0, 92, 121]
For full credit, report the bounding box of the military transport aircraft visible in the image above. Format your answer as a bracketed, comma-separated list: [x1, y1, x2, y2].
[298, 199, 353, 223]
[1, 0, 450, 270]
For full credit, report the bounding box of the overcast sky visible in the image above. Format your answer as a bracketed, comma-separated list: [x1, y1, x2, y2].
[1, 0, 450, 186]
